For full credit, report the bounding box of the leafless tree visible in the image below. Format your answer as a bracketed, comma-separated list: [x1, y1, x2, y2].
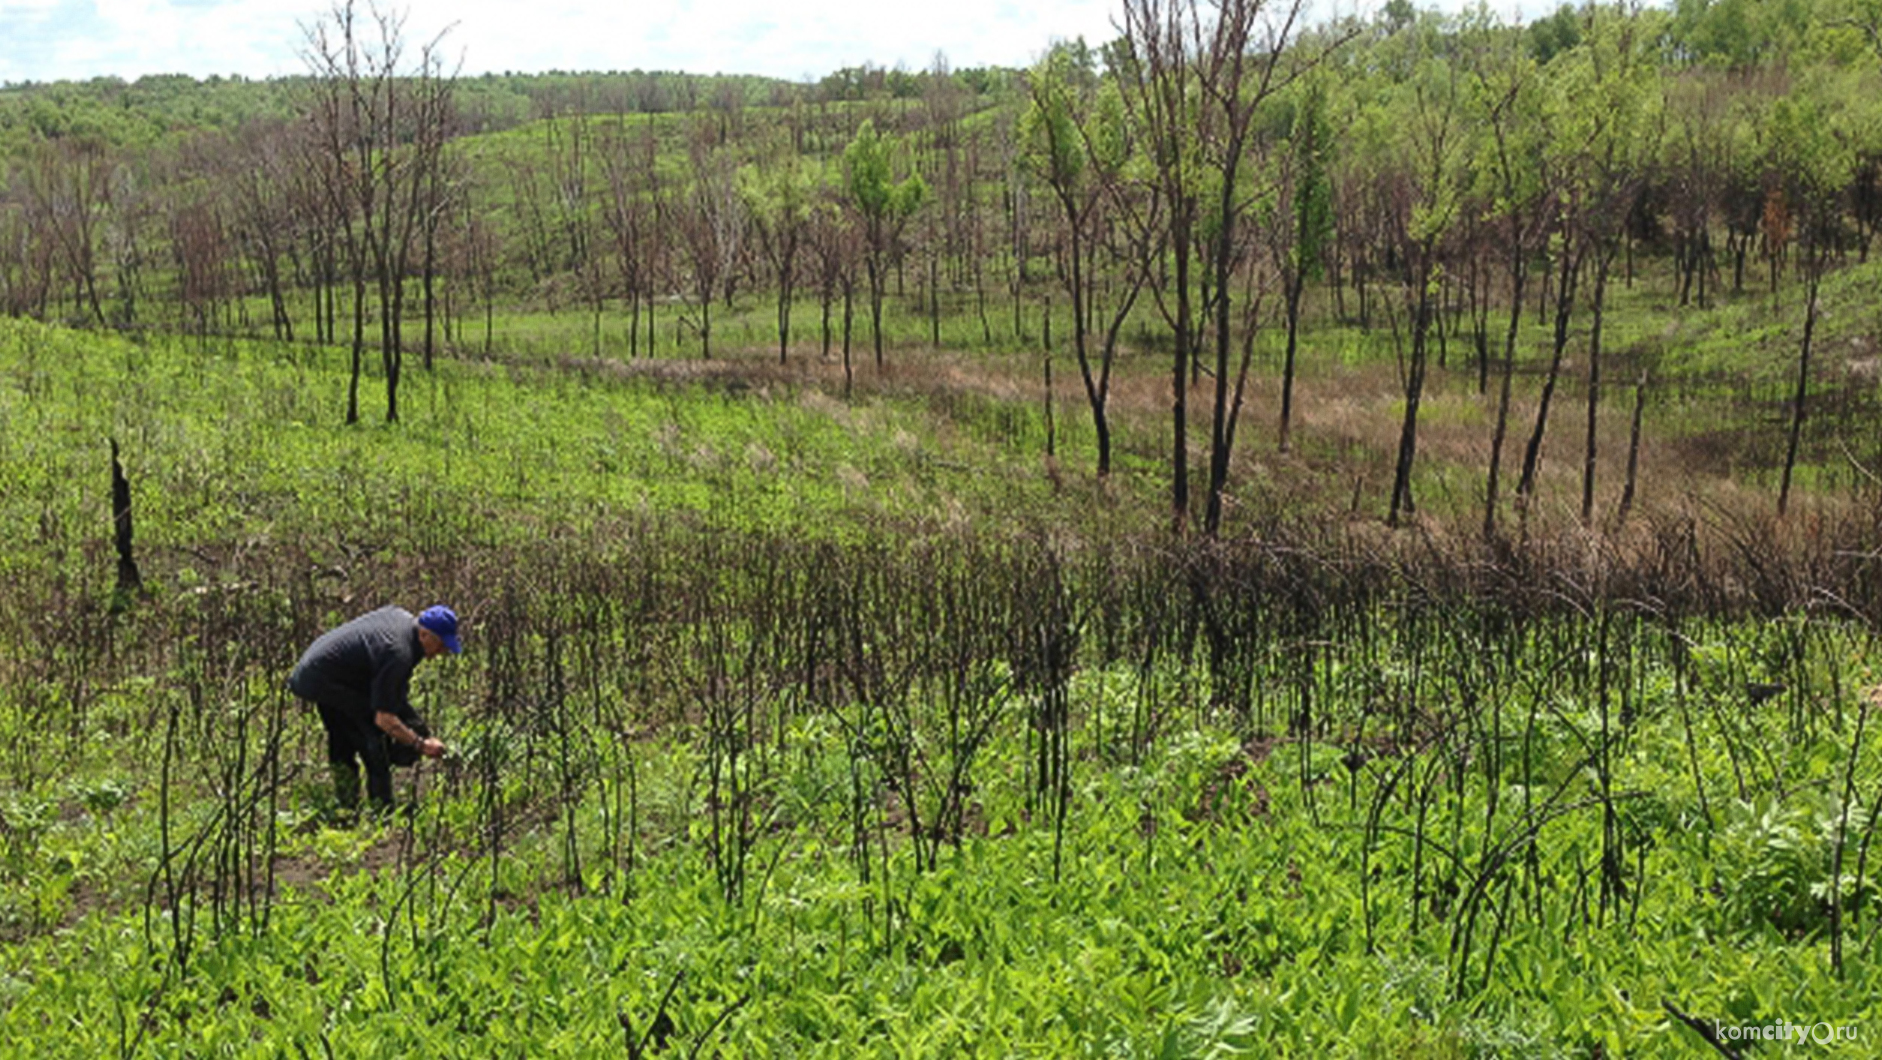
[169, 195, 231, 337]
[1114, 0, 1204, 532]
[1116, 0, 1332, 533]
[601, 118, 662, 358]
[302, 0, 456, 422]
[0, 176, 56, 318]
[23, 139, 111, 325]
[228, 121, 301, 341]
[808, 198, 862, 396]
[677, 120, 745, 358]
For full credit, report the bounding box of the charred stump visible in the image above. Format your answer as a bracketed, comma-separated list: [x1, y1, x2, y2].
[110, 437, 143, 604]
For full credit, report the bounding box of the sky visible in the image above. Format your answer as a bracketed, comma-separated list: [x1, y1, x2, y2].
[0, 0, 1542, 87]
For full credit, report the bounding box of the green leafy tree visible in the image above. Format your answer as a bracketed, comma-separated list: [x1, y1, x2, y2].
[1470, 31, 1547, 541]
[1763, 91, 1857, 515]
[740, 151, 819, 365]
[1515, 9, 1660, 527]
[1565, 12, 1661, 526]
[1670, 0, 1815, 68]
[1276, 75, 1335, 453]
[1528, 3, 1583, 63]
[1386, 52, 1471, 529]
[842, 119, 927, 370]
[1024, 41, 1117, 474]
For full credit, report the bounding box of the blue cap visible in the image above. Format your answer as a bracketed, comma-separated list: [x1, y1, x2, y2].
[418, 605, 461, 654]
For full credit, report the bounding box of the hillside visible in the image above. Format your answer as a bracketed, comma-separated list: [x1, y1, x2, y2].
[3, 2, 1879, 537]
[3, 2, 1882, 1055]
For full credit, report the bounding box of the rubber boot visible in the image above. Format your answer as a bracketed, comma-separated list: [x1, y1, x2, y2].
[330, 761, 361, 816]
[365, 767, 395, 814]
[363, 740, 396, 815]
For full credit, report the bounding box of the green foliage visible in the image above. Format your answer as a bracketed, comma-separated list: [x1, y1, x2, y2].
[1760, 87, 1859, 206]
[1273, 74, 1337, 284]
[739, 153, 820, 226]
[0, 70, 806, 161]
[1716, 796, 1875, 937]
[8, 9, 1882, 1050]
[1021, 47, 1090, 195]
[1668, 0, 1828, 69]
[6, 632, 1876, 1054]
[0, 75, 298, 157]
[2, 315, 1881, 1051]
[842, 120, 926, 223]
[1528, 4, 1583, 64]
[0, 318, 1131, 582]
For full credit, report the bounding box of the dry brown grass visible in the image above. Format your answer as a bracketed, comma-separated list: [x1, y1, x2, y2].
[588, 332, 1878, 554]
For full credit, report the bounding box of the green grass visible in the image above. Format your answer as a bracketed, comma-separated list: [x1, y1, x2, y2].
[214, 237, 1882, 528]
[0, 316, 1144, 574]
[3, 641, 1878, 1057]
[2, 303, 1880, 1057]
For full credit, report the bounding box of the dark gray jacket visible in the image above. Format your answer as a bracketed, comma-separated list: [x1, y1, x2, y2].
[288, 606, 425, 721]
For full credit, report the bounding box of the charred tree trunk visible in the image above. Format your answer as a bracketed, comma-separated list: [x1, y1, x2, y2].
[866, 247, 885, 369]
[1581, 245, 1614, 526]
[347, 257, 365, 425]
[1388, 247, 1435, 529]
[841, 273, 855, 400]
[929, 255, 941, 348]
[423, 212, 438, 370]
[1778, 256, 1823, 517]
[109, 437, 142, 603]
[1043, 296, 1056, 459]
[1279, 265, 1305, 453]
[1470, 256, 1490, 395]
[1517, 235, 1582, 519]
[1171, 214, 1192, 536]
[1483, 239, 1526, 542]
[1617, 370, 1647, 527]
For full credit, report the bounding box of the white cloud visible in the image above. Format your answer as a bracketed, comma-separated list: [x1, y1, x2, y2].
[0, 0, 65, 16]
[378, 0, 1125, 80]
[1, 0, 321, 83]
[1, 0, 1129, 84]
[0, 0, 1541, 86]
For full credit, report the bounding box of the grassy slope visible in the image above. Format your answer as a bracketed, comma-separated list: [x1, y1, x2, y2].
[420, 96, 1882, 532]
[0, 319, 1139, 567]
[0, 247, 1879, 1054]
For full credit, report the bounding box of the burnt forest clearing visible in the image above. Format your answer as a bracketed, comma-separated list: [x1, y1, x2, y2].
[4, 0, 1882, 1055]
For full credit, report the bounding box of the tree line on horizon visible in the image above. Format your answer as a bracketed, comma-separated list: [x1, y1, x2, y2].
[2, 0, 1881, 538]
[0, 63, 1009, 156]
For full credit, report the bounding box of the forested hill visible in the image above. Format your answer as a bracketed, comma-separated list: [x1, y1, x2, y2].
[5, 0, 1882, 535]
[0, 75, 296, 155]
[0, 66, 1001, 159]
[3, 0, 1875, 153]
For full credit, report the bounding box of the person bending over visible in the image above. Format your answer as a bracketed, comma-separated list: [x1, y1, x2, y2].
[289, 604, 458, 815]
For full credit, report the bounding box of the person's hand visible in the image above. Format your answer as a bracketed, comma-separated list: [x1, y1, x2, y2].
[416, 737, 446, 759]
